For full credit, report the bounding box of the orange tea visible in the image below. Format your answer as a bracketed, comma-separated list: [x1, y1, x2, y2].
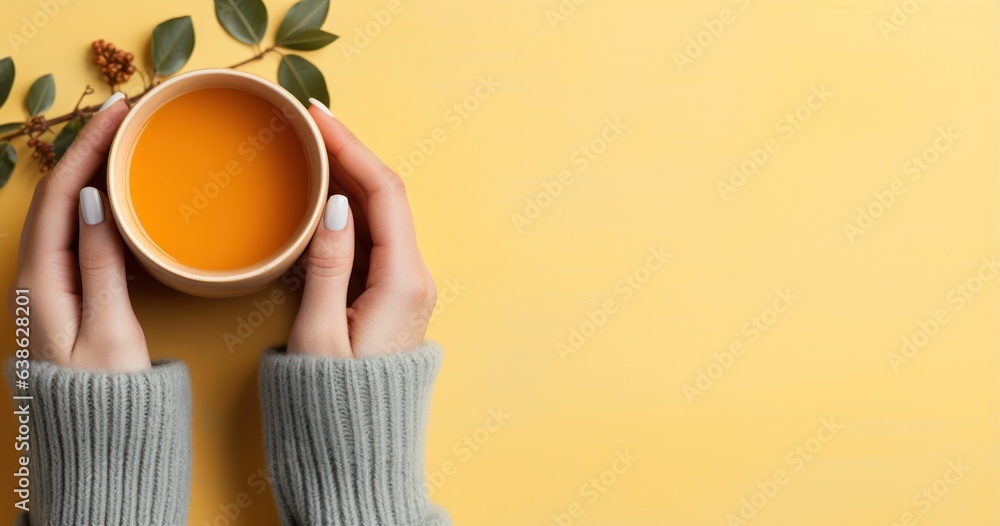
[128, 87, 310, 271]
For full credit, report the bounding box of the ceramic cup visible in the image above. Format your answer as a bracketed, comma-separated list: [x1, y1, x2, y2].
[107, 69, 328, 298]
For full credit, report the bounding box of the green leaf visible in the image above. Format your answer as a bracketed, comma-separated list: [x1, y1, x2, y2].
[278, 54, 328, 106]
[152, 16, 196, 77]
[0, 57, 14, 109]
[276, 0, 328, 43]
[53, 118, 84, 159]
[0, 122, 22, 135]
[26, 74, 55, 116]
[0, 142, 16, 189]
[215, 0, 268, 45]
[278, 29, 338, 51]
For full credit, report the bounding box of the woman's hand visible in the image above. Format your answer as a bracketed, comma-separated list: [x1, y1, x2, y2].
[288, 100, 437, 359]
[6, 94, 150, 372]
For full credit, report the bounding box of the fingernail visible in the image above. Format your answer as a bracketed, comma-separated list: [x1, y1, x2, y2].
[324, 194, 348, 231]
[309, 98, 333, 118]
[98, 92, 126, 113]
[80, 187, 105, 225]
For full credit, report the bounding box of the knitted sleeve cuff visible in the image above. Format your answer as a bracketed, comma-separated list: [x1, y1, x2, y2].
[259, 342, 451, 526]
[13, 360, 192, 526]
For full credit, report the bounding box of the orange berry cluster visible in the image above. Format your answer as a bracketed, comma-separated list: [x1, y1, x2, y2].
[24, 116, 56, 172]
[27, 137, 56, 172]
[91, 39, 135, 86]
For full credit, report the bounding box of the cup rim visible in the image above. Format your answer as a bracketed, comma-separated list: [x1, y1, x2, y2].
[107, 68, 328, 285]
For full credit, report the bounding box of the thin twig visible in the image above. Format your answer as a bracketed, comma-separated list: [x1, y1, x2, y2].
[227, 46, 277, 69]
[137, 69, 151, 90]
[74, 85, 95, 112]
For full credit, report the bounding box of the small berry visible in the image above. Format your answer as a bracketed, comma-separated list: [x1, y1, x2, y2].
[91, 39, 135, 87]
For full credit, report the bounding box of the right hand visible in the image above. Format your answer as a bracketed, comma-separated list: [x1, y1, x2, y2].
[287, 103, 437, 359]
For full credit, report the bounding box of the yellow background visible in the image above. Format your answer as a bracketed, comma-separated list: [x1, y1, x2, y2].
[1, 0, 999, 524]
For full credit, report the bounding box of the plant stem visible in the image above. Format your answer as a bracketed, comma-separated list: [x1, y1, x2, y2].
[74, 85, 95, 112]
[227, 46, 277, 69]
[0, 47, 275, 145]
[0, 84, 157, 143]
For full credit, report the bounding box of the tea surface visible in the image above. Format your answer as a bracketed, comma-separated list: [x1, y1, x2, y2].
[129, 87, 309, 270]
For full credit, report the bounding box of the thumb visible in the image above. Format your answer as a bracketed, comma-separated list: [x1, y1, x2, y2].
[76, 187, 147, 367]
[288, 194, 355, 358]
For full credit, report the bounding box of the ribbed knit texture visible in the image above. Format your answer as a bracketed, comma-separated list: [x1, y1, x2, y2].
[13, 360, 192, 526]
[259, 342, 452, 526]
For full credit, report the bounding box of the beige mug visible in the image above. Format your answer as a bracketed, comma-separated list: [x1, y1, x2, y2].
[106, 69, 328, 298]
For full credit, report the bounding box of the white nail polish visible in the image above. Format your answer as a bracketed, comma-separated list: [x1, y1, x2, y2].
[325, 194, 348, 231]
[309, 98, 333, 118]
[98, 92, 126, 113]
[80, 187, 105, 225]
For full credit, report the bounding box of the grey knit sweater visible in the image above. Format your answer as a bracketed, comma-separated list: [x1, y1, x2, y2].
[13, 342, 450, 526]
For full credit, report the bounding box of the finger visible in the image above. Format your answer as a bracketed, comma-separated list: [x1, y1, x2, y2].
[328, 157, 372, 248]
[328, 157, 373, 302]
[288, 194, 355, 358]
[76, 188, 140, 337]
[23, 93, 129, 264]
[307, 103, 419, 281]
[327, 158, 361, 200]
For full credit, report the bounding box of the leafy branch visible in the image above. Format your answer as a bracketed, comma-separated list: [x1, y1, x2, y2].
[0, 0, 337, 189]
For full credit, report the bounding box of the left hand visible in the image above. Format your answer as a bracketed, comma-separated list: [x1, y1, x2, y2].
[6, 95, 150, 372]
